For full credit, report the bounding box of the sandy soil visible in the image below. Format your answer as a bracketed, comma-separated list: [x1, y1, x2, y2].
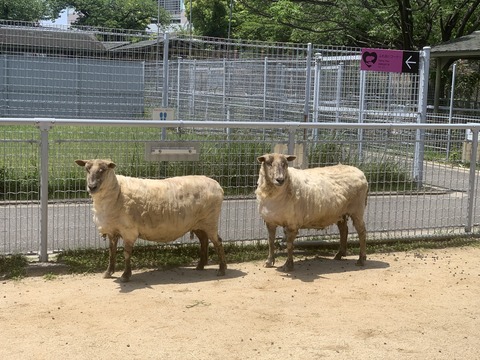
[1, 246, 479, 360]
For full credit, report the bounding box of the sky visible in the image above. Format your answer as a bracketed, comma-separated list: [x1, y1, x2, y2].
[40, 9, 69, 26]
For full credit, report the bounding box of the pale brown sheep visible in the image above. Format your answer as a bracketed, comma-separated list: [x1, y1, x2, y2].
[75, 159, 227, 282]
[255, 153, 368, 271]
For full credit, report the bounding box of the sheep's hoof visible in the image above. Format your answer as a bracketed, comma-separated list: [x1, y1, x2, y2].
[120, 271, 131, 282]
[196, 263, 205, 271]
[356, 255, 367, 266]
[103, 271, 113, 279]
[334, 251, 346, 260]
[216, 266, 226, 276]
[281, 259, 294, 272]
[264, 258, 275, 268]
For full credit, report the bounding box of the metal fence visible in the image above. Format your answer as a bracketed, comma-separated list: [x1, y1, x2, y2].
[0, 22, 427, 125]
[0, 22, 479, 261]
[1, 118, 480, 261]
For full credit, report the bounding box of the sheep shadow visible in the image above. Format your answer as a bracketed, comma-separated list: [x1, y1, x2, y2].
[115, 266, 247, 293]
[273, 255, 390, 283]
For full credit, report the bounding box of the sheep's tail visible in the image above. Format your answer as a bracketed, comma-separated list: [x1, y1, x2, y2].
[190, 231, 195, 240]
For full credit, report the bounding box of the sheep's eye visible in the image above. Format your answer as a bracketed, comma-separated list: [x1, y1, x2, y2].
[266, 162, 272, 167]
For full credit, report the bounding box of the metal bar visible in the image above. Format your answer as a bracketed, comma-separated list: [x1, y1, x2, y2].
[312, 53, 321, 140]
[413, 47, 431, 188]
[465, 128, 478, 233]
[335, 63, 343, 123]
[446, 62, 457, 160]
[38, 121, 51, 262]
[3, 119, 480, 131]
[358, 70, 366, 161]
[303, 43, 312, 124]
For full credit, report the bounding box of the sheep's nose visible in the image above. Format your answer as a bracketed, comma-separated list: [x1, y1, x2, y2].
[275, 178, 284, 185]
[88, 184, 97, 192]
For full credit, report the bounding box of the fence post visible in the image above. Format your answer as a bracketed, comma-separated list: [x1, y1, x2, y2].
[465, 128, 478, 233]
[357, 70, 366, 161]
[288, 128, 295, 155]
[303, 43, 312, 140]
[312, 52, 322, 141]
[36, 119, 52, 262]
[413, 46, 431, 188]
[446, 62, 457, 160]
[161, 32, 169, 140]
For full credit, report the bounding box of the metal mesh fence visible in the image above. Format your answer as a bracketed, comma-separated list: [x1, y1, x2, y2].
[0, 21, 426, 124]
[1, 119, 480, 257]
[0, 22, 478, 259]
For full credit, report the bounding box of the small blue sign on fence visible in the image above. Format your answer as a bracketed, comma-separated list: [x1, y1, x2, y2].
[152, 107, 176, 120]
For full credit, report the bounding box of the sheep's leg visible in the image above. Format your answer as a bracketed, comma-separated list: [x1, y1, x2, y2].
[334, 216, 348, 260]
[120, 242, 134, 282]
[352, 215, 367, 266]
[104, 235, 119, 278]
[209, 234, 227, 276]
[264, 222, 277, 268]
[282, 227, 298, 271]
[193, 230, 209, 271]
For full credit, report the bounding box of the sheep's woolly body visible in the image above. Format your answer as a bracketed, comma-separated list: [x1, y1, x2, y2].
[91, 174, 223, 243]
[76, 159, 226, 281]
[255, 153, 368, 270]
[256, 165, 367, 230]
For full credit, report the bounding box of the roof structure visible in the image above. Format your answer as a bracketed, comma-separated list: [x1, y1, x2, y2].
[0, 26, 106, 53]
[430, 31, 480, 111]
[430, 31, 480, 60]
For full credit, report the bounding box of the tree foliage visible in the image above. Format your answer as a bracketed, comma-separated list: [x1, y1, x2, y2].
[186, 0, 231, 38]
[0, 0, 64, 21]
[233, 0, 480, 50]
[61, 0, 170, 30]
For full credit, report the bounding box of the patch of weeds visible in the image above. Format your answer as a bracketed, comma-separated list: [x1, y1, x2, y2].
[0, 254, 28, 279]
[368, 237, 480, 254]
[56, 248, 112, 274]
[43, 273, 57, 281]
[56, 242, 270, 275]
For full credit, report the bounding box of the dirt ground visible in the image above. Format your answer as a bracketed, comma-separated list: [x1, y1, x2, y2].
[1, 246, 479, 360]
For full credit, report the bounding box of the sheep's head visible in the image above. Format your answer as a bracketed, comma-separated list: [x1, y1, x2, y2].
[75, 159, 116, 195]
[257, 153, 296, 187]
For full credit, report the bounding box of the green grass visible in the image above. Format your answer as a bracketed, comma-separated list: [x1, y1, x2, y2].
[1, 238, 479, 280]
[1, 125, 273, 199]
[0, 254, 28, 279]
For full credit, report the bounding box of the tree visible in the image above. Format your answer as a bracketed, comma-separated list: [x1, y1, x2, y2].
[186, 0, 230, 38]
[235, 0, 480, 50]
[0, 0, 64, 22]
[61, 0, 170, 30]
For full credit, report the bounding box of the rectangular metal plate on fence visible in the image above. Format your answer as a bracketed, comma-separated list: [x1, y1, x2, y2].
[145, 141, 200, 162]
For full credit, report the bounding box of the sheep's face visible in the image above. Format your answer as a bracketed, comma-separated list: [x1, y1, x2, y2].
[75, 159, 116, 195]
[258, 153, 296, 187]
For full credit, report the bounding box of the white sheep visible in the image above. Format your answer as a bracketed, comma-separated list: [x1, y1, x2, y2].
[255, 153, 368, 271]
[75, 159, 227, 282]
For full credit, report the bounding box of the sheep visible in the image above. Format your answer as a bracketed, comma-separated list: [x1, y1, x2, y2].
[75, 159, 227, 282]
[255, 153, 368, 271]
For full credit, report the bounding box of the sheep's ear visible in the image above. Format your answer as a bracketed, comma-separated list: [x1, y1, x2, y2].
[257, 155, 266, 163]
[286, 155, 296, 162]
[75, 160, 87, 167]
[107, 162, 116, 169]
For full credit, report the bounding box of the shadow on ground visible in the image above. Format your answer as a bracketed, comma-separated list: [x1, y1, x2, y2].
[115, 266, 247, 293]
[272, 255, 390, 283]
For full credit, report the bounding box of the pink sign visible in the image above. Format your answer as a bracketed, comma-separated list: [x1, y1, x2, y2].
[361, 48, 419, 73]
